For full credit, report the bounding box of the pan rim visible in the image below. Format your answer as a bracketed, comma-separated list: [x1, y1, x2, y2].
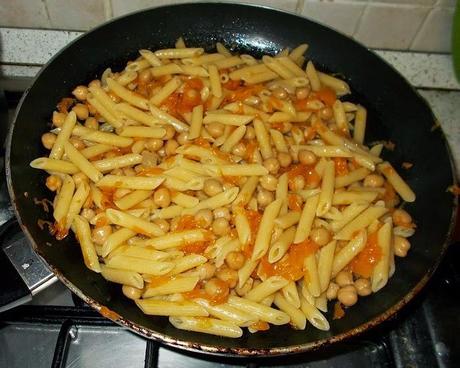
[5, 2, 459, 357]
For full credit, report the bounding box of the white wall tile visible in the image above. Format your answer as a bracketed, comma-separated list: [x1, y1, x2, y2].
[0, 0, 50, 28]
[111, 0, 298, 17]
[437, 0, 457, 7]
[301, 1, 366, 36]
[411, 7, 454, 52]
[45, 0, 106, 30]
[368, 0, 436, 5]
[354, 4, 429, 49]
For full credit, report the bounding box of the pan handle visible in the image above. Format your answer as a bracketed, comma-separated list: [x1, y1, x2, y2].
[0, 218, 56, 313]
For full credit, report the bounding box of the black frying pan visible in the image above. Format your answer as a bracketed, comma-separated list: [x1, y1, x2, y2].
[5, 3, 458, 356]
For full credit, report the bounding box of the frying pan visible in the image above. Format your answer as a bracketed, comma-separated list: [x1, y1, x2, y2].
[4, 2, 458, 357]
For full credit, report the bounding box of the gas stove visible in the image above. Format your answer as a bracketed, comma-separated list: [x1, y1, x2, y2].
[1, 28, 459, 368]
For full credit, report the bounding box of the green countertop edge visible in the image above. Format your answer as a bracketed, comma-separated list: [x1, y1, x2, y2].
[453, 3, 460, 82]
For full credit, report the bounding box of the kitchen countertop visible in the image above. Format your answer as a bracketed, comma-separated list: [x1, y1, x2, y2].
[0, 27, 459, 177]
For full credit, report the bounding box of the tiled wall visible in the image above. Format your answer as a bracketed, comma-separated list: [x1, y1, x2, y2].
[0, 0, 456, 52]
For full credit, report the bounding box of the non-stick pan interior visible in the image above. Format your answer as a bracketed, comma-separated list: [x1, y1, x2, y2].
[7, 3, 456, 355]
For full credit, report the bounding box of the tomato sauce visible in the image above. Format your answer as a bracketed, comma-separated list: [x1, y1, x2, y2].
[351, 230, 382, 278]
[241, 209, 262, 257]
[258, 239, 319, 281]
[288, 194, 302, 212]
[183, 281, 229, 305]
[316, 87, 337, 107]
[333, 157, 349, 176]
[333, 302, 345, 320]
[285, 164, 321, 189]
[250, 321, 270, 331]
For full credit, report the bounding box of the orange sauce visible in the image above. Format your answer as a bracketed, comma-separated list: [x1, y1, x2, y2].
[304, 126, 316, 141]
[136, 167, 164, 177]
[177, 78, 203, 114]
[250, 321, 270, 331]
[316, 87, 337, 107]
[146, 275, 173, 287]
[181, 241, 210, 254]
[383, 182, 397, 207]
[53, 219, 68, 240]
[95, 216, 109, 228]
[288, 194, 302, 212]
[222, 79, 242, 90]
[241, 209, 262, 257]
[99, 187, 116, 209]
[244, 140, 258, 162]
[333, 302, 345, 320]
[183, 281, 229, 305]
[333, 157, 349, 176]
[286, 164, 321, 189]
[222, 84, 263, 105]
[351, 230, 382, 278]
[57, 97, 74, 113]
[258, 239, 319, 281]
[222, 175, 241, 186]
[99, 306, 121, 320]
[193, 137, 212, 148]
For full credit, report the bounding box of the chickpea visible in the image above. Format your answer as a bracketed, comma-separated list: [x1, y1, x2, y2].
[278, 152, 292, 168]
[138, 69, 152, 84]
[41, 133, 57, 150]
[335, 270, 353, 287]
[272, 87, 287, 99]
[122, 285, 142, 300]
[204, 278, 229, 299]
[164, 139, 179, 156]
[203, 179, 223, 197]
[72, 85, 88, 101]
[225, 251, 246, 270]
[394, 236, 411, 257]
[153, 219, 170, 233]
[72, 103, 89, 120]
[84, 117, 98, 130]
[263, 157, 280, 175]
[197, 263, 216, 280]
[319, 107, 333, 120]
[80, 208, 96, 222]
[257, 189, 274, 208]
[145, 138, 163, 152]
[157, 147, 166, 157]
[298, 150, 317, 166]
[216, 267, 238, 288]
[72, 172, 88, 186]
[213, 207, 231, 221]
[231, 142, 247, 157]
[364, 174, 384, 188]
[206, 122, 225, 138]
[354, 278, 372, 297]
[91, 225, 112, 246]
[326, 282, 339, 300]
[52, 111, 66, 127]
[296, 87, 310, 100]
[288, 175, 305, 192]
[141, 150, 158, 167]
[245, 126, 256, 140]
[123, 167, 136, 176]
[212, 218, 230, 236]
[259, 175, 278, 192]
[176, 132, 189, 145]
[195, 209, 214, 228]
[69, 137, 85, 150]
[310, 227, 331, 246]
[153, 188, 171, 208]
[337, 285, 358, 307]
[163, 125, 176, 140]
[45, 175, 62, 192]
[235, 277, 254, 296]
[392, 209, 412, 227]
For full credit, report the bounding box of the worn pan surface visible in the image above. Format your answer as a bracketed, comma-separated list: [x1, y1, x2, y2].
[6, 3, 457, 356]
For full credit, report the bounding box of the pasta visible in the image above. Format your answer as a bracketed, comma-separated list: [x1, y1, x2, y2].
[31, 40, 417, 338]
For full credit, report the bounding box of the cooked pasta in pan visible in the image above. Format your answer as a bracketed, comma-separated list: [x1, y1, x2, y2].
[31, 39, 416, 338]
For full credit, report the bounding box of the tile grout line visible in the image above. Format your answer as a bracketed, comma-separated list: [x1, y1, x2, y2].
[295, 0, 305, 14]
[40, 0, 52, 29]
[103, 0, 114, 21]
[351, 2, 368, 38]
[408, 6, 433, 51]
